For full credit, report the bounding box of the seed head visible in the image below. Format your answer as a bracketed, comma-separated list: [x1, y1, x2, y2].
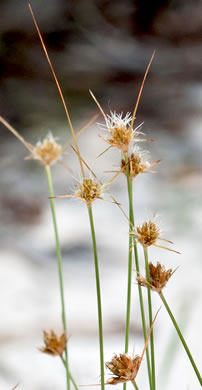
[99, 111, 142, 152]
[28, 133, 62, 166]
[39, 330, 67, 356]
[121, 147, 151, 179]
[137, 262, 173, 293]
[75, 177, 102, 205]
[134, 220, 161, 247]
[106, 353, 141, 385]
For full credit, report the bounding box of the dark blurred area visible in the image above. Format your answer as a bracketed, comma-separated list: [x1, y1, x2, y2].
[0, 0, 202, 132]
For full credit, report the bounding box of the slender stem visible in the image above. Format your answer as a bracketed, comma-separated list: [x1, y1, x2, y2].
[61, 357, 79, 390]
[159, 292, 202, 386]
[45, 165, 71, 390]
[87, 205, 105, 390]
[123, 157, 134, 390]
[124, 154, 153, 390]
[124, 172, 133, 354]
[144, 247, 156, 390]
[131, 380, 139, 390]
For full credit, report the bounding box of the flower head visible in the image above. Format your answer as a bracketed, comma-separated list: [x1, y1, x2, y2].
[39, 330, 67, 356]
[132, 218, 180, 253]
[75, 177, 103, 205]
[98, 111, 143, 152]
[137, 262, 173, 293]
[27, 132, 62, 166]
[106, 353, 141, 385]
[121, 146, 151, 179]
[134, 219, 161, 247]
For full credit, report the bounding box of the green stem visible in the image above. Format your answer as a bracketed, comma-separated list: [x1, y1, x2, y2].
[87, 204, 105, 390]
[124, 173, 133, 354]
[61, 357, 79, 390]
[124, 155, 153, 390]
[45, 165, 71, 390]
[123, 157, 134, 390]
[159, 292, 202, 386]
[131, 380, 139, 390]
[144, 247, 156, 390]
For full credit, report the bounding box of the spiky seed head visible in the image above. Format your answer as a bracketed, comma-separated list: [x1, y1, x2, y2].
[134, 220, 161, 247]
[29, 133, 62, 166]
[121, 150, 150, 179]
[75, 178, 102, 205]
[106, 353, 141, 384]
[39, 330, 67, 356]
[137, 262, 173, 293]
[99, 111, 140, 152]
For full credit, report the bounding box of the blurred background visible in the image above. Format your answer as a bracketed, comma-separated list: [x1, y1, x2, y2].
[0, 0, 201, 389]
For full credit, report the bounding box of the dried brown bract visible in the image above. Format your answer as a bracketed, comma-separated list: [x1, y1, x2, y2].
[39, 330, 67, 356]
[137, 262, 173, 293]
[106, 353, 141, 384]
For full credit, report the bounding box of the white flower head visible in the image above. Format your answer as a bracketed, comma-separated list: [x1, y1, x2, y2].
[105, 111, 133, 130]
[30, 132, 62, 166]
[98, 111, 143, 153]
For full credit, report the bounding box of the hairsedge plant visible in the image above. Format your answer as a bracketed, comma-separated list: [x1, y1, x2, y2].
[0, 116, 79, 390]
[132, 216, 180, 390]
[2, 5, 201, 389]
[81, 309, 160, 389]
[90, 53, 156, 390]
[28, 5, 107, 389]
[106, 310, 160, 390]
[137, 261, 202, 385]
[137, 262, 174, 293]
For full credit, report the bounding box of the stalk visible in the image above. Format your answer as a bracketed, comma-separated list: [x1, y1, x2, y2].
[61, 357, 79, 390]
[124, 171, 133, 356]
[124, 154, 153, 390]
[144, 247, 156, 390]
[45, 165, 71, 390]
[159, 291, 202, 386]
[131, 380, 139, 390]
[87, 204, 105, 390]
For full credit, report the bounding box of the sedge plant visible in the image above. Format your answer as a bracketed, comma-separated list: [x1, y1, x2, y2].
[1, 4, 202, 389]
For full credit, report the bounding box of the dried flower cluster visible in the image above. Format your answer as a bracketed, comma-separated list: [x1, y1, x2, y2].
[106, 353, 141, 384]
[121, 148, 151, 179]
[99, 112, 143, 152]
[133, 220, 161, 247]
[75, 177, 102, 205]
[28, 133, 62, 166]
[39, 330, 67, 356]
[137, 262, 173, 293]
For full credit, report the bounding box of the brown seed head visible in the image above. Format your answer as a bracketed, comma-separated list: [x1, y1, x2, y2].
[121, 152, 150, 179]
[39, 330, 67, 356]
[106, 353, 141, 384]
[75, 178, 102, 205]
[99, 112, 140, 152]
[134, 220, 161, 247]
[29, 133, 62, 166]
[137, 262, 173, 293]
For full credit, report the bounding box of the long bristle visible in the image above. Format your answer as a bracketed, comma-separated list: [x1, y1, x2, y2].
[130, 51, 155, 130]
[0, 116, 33, 152]
[28, 4, 85, 178]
